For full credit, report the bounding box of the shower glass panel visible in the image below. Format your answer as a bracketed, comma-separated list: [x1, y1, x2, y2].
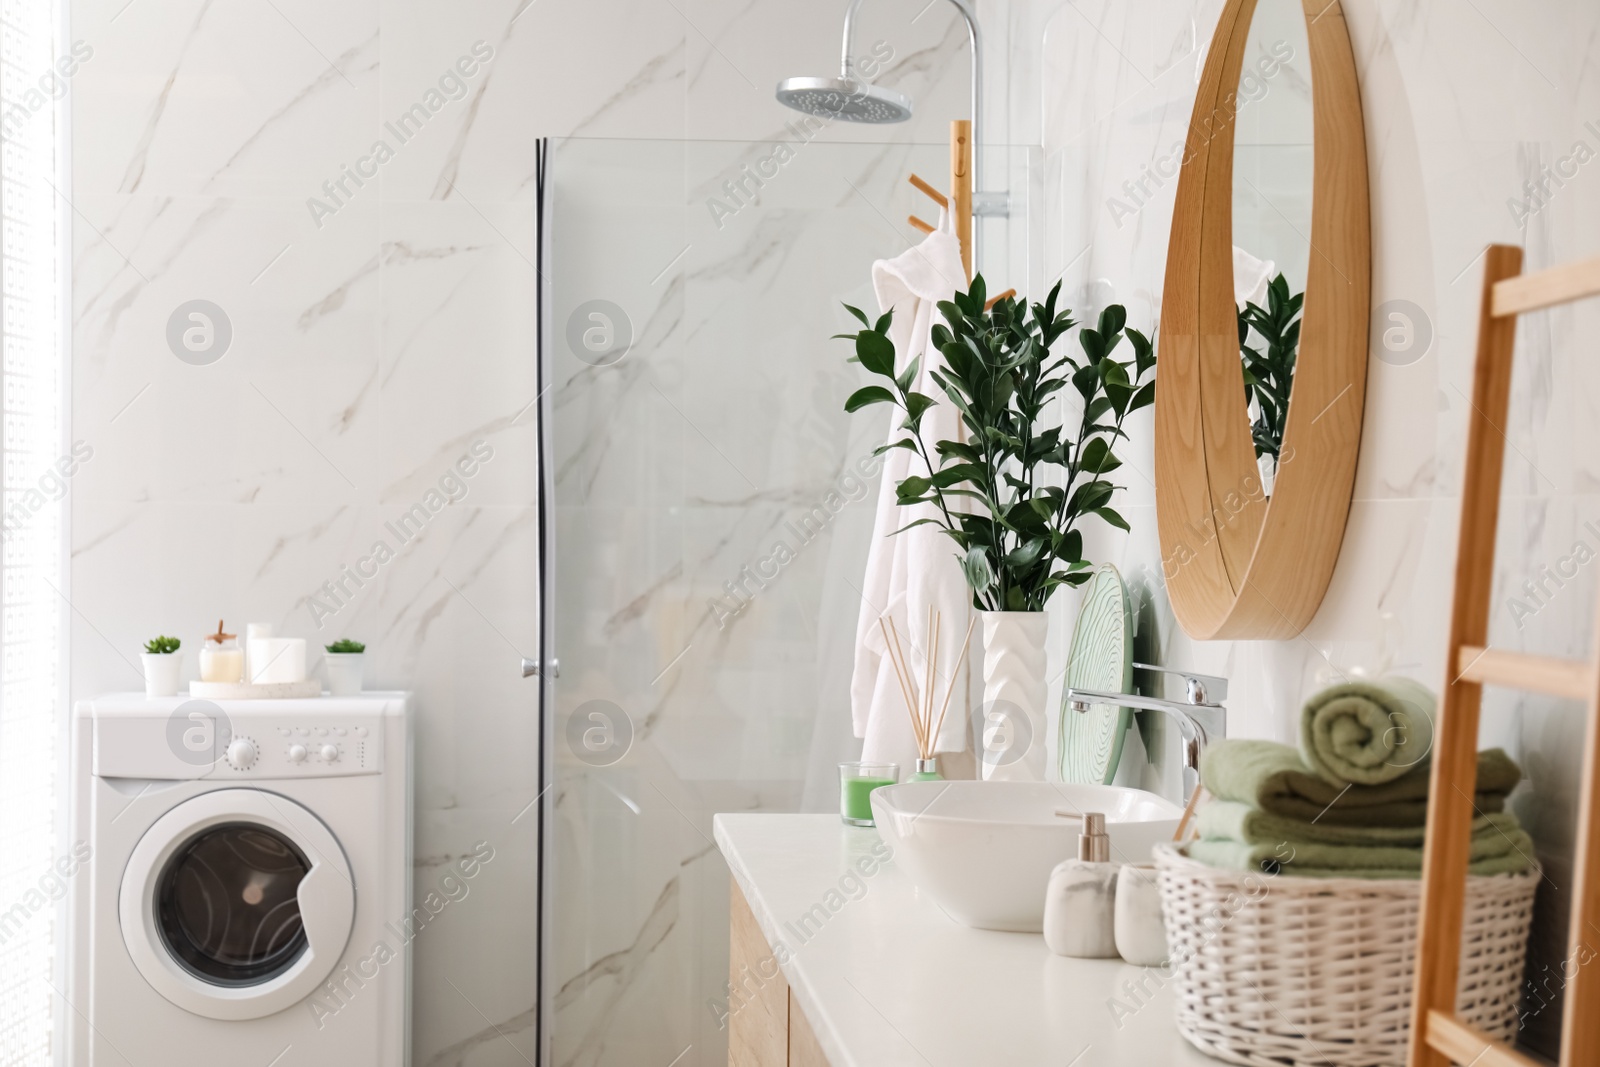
[541, 135, 1033, 1067]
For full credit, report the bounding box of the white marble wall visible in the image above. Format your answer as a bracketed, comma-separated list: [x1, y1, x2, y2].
[1035, 0, 1600, 1054]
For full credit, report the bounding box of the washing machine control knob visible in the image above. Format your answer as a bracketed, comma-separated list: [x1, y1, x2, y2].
[226, 738, 258, 770]
[320, 744, 339, 762]
[287, 743, 308, 763]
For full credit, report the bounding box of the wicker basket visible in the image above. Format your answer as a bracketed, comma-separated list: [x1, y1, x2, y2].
[1153, 844, 1538, 1067]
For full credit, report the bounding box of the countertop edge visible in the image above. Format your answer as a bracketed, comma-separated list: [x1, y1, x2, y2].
[714, 814, 862, 1067]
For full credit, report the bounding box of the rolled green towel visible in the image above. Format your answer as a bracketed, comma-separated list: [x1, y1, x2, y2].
[1200, 739, 1521, 827]
[1187, 817, 1535, 879]
[1300, 677, 1436, 786]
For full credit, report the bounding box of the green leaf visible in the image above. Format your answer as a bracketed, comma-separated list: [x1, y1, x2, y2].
[1079, 328, 1105, 365]
[931, 462, 987, 488]
[842, 303, 870, 328]
[872, 438, 919, 456]
[1072, 364, 1100, 402]
[888, 517, 945, 536]
[856, 331, 895, 376]
[1093, 507, 1130, 532]
[1098, 304, 1127, 339]
[844, 385, 896, 413]
[896, 355, 920, 393]
[902, 391, 938, 430]
[935, 440, 981, 463]
[1068, 480, 1115, 515]
[1079, 437, 1121, 474]
[895, 475, 933, 503]
[1003, 538, 1047, 570]
[963, 547, 995, 594]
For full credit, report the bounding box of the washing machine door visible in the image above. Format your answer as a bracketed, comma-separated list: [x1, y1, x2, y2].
[119, 788, 355, 1020]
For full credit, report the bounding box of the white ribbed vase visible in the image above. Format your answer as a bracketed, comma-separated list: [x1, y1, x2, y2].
[979, 611, 1048, 781]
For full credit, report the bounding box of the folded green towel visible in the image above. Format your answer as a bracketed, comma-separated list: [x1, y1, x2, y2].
[1187, 819, 1535, 879]
[1300, 677, 1437, 786]
[1200, 740, 1521, 827]
[1196, 799, 1520, 848]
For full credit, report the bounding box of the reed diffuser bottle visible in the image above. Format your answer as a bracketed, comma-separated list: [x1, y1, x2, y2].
[879, 609, 975, 783]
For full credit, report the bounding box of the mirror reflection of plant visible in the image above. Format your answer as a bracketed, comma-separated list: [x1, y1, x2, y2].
[840, 275, 1156, 613]
[1238, 273, 1303, 461]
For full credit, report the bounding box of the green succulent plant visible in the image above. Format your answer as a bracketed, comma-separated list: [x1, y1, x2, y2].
[143, 636, 180, 654]
[840, 274, 1156, 612]
[325, 639, 366, 654]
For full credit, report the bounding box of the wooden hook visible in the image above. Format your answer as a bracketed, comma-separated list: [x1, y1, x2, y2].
[908, 173, 948, 209]
[908, 215, 935, 236]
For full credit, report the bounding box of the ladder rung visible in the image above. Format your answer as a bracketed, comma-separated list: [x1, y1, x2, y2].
[1425, 1011, 1537, 1067]
[1455, 645, 1594, 701]
[1492, 253, 1600, 316]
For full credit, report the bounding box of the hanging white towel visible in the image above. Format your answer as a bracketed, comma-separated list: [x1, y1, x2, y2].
[851, 210, 974, 770]
[1233, 244, 1277, 309]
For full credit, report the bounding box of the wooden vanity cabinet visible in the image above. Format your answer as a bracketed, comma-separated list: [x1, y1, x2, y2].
[729, 877, 831, 1066]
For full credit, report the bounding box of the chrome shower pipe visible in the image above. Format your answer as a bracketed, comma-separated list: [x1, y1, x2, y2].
[839, 0, 986, 209]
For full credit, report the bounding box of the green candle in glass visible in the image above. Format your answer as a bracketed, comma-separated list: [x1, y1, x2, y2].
[839, 762, 898, 826]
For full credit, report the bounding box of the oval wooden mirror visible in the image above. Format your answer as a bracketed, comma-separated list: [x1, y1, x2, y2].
[1155, 0, 1369, 640]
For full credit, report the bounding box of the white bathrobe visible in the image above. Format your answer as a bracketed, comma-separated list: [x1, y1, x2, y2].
[851, 212, 974, 769]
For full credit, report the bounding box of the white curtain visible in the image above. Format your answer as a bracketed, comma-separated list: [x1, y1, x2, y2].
[0, 0, 67, 1059]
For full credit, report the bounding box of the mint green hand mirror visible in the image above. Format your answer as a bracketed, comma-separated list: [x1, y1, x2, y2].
[1058, 564, 1134, 784]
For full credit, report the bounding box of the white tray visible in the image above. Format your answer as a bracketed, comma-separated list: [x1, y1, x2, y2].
[188, 680, 323, 700]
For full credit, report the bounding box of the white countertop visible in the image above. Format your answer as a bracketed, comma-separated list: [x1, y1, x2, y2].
[714, 813, 1221, 1067]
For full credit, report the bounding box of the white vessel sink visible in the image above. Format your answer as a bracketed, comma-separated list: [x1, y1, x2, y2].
[870, 781, 1185, 932]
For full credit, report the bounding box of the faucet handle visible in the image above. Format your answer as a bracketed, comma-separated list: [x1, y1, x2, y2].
[1133, 663, 1228, 706]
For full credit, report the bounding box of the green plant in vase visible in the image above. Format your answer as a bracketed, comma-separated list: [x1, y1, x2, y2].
[839, 274, 1155, 779]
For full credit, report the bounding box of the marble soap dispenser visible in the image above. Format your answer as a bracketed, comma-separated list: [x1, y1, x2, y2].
[1042, 813, 1119, 958]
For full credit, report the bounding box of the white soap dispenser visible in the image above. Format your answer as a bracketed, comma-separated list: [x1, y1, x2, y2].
[1042, 812, 1120, 958]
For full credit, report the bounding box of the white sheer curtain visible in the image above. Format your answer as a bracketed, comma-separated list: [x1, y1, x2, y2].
[0, 0, 67, 1059]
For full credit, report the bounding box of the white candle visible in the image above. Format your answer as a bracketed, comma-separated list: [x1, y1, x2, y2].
[199, 646, 243, 683]
[248, 638, 305, 683]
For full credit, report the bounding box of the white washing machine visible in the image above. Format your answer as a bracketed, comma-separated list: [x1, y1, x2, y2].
[68, 693, 411, 1066]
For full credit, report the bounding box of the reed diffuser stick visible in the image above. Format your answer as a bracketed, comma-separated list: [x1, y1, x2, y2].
[879, 617, 923, 753]
[929, 616, 976, 751]
[921, 605, 936, 758]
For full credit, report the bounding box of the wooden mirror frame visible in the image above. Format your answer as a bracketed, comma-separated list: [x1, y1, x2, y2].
[1154, 0, 1369, 640]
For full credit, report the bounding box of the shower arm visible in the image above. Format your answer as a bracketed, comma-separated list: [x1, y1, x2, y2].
[839, 0, 985, 200]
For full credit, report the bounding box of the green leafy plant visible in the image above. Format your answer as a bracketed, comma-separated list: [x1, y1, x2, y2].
[325, 639, 366, 654]
[1238, 273, 1303, 461]
[841, 275, 1156, 612]
[143, 636, 180, 655]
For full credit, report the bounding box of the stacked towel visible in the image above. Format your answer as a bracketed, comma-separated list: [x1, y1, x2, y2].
[1188, 800, 1534, 879]
[1199, 739, 1520, 827]
[1190, 680, 1532, 879]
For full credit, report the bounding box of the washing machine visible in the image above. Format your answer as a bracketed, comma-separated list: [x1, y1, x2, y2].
[68, 693, 411, 1066]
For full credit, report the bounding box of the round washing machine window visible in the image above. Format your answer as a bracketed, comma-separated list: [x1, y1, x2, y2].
[156, 822, 311, 985]
[120, 789, 356, 1021]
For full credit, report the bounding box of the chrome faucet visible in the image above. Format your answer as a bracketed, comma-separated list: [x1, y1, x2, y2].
[1063, 664, 1228, 805]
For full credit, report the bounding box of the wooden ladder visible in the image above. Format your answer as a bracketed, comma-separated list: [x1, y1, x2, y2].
[1410, 245, 1600, 1066]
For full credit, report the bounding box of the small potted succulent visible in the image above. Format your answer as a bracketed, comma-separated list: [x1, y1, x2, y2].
[323, 638, 366, 696]
[141, 635, 182, 698]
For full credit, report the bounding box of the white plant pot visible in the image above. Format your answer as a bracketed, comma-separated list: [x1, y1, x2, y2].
[324, 653, 365, 697]
[978, 611, 1048, 781]
[141, 652, 181, 698]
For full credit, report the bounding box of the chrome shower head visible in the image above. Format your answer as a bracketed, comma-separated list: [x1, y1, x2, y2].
[774, 76, 912, 124]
